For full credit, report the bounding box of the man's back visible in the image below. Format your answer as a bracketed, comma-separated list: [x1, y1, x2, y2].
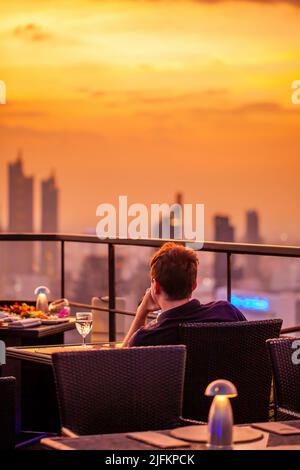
[129, 299, 246, 347]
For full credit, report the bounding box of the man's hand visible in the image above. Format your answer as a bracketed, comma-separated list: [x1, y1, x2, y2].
[139, 288, 160, 315]
[122, 288, 160, 347]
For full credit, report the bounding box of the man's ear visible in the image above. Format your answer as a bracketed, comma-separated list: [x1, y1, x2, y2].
[153, 279, 161, 295]
[193, 280, 197, 292]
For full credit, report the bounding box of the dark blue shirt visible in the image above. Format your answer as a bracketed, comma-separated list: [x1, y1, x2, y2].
[129, 299, 246, 347]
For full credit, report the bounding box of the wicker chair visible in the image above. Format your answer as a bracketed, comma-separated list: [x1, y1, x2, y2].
[0, 376, 16, 449]
[267, 337, 300, 421]
[179, 319, 282, 424]
[52, 345, 187, 436]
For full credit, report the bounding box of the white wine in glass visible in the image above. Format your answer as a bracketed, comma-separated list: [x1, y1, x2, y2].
[75, 312, 93, 347]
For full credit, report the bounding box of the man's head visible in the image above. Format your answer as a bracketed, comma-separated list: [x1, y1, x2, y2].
[150, 242, 198, 303]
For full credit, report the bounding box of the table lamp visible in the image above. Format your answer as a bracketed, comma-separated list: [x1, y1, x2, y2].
[205, 379, 237, 450]
[34, 286, 50, 313]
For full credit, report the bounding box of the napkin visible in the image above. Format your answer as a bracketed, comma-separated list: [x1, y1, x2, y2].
[127, 431, 189, 449]
[0, 311, 10, 320]
[5, 316, 20, 323]
[0, 312, 20, 322]
[9, 318, 42, 328]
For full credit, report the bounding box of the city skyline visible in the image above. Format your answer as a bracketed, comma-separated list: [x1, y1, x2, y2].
[0, 1, 300, 243]
[1, 152, 268, 247]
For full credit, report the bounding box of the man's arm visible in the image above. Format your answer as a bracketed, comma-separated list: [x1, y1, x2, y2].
[122, 289, 159, 347]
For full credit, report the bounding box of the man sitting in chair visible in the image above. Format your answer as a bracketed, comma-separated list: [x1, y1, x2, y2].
[123, 242, 246, 347]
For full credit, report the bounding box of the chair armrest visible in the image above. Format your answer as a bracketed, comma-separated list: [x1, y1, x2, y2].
[276, 407, 300, 421]
[280, 325, 300, 335]
[179, 416, 206, 427]
[61, 426, 79, 438]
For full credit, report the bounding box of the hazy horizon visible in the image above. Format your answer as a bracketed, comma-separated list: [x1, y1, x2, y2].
[1, 0, 300, 243]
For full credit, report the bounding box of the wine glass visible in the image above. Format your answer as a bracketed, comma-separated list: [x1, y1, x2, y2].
[75, 312, 93, 347]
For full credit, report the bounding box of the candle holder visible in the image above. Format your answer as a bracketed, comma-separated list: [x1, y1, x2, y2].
[34, 286, 50, 313]
[205, 379, 237, 450]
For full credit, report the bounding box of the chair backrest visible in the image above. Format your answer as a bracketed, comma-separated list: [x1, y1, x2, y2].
[179, 319, 282, 424]
[266, 337, 300, 417]
[52, 345, 186, 435]
[0, 376, 16, 449]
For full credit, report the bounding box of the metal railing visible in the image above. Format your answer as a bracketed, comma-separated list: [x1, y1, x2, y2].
[1, 233, 300, 340]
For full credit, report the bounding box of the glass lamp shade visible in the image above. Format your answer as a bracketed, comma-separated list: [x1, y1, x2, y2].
[205, 379, 237, 398]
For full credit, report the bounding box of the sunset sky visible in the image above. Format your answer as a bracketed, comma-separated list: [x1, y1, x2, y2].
[0, 0, 300, 242]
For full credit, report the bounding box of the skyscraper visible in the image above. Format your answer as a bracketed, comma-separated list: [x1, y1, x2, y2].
[41, 174, 59, 277]
[41, 174, 58, 234]
[8, 151, 33, 233]
[158, 192, 183, 240]
[246, 210, 261, 244]
[214, 215, 235, 288]
[8, 152, 34, 273]
[245, 209, 261, 278]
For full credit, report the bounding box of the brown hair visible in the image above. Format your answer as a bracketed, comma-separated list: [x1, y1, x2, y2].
[150, 242, 198, 300]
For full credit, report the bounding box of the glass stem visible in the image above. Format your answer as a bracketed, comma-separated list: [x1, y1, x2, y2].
[83, 335, 86, 347]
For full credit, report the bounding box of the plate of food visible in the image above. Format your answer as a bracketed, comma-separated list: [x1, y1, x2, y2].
[2, 303, 49, 319]
[2, 302, 71, 324]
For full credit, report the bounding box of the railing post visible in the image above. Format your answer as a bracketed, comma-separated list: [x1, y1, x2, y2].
[108, 243, 116, 342]
[61, 240, 65, 299]
[227, 252, 232, 302]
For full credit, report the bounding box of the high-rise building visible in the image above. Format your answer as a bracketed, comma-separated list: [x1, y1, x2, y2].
[8, 151, 33, 233]
[41, 174, 58, 233]
[158, 192, 183, 240]
[245, 209, 261, 278]
[246, 210, 261, 244]
[72, 254, 108, 304]
[170, 192, 183, 240]
[41, 174, 59, 277]
[214, 215, 235, 288]
[7, 152, 34, 273]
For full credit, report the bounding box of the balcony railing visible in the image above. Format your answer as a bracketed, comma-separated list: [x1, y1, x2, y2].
[1, 233, 300, 340]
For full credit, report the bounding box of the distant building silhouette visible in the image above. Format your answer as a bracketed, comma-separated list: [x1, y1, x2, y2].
[214, 215, 235, 288]
[8, 151, 33, 232]
[41, 174, 58, 233]
[41, 174, 59, 277]
[158, 192, 183, 240]
[246, 210, 261, 244]
[72, 255, 108, 304]
[245, 209, 261, 278]
[170, 192, 183, 239]
[8, 152, 34, 273]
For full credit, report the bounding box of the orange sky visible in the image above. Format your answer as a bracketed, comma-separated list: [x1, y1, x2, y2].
[0, 0, 300, 242]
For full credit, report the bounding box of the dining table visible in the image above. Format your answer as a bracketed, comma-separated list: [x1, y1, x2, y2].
[40, 420, 300, 451]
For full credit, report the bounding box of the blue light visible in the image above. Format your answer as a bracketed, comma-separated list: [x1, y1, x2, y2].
[231, 295, 270, 312]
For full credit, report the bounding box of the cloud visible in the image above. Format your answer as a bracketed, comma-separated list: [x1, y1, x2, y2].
[92, 0, 300, 8]
[13, 24, 51, 42]
[0, 101, 48, 118]
[76, 88, 229, 103]
[233, 101, 300, 116]
[235, 102, 284, 114]
[1, 110, 47, 118]
[0, 123, 104, 140]
[193, 0, 300, 6]
[191, 101, 299, 116]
